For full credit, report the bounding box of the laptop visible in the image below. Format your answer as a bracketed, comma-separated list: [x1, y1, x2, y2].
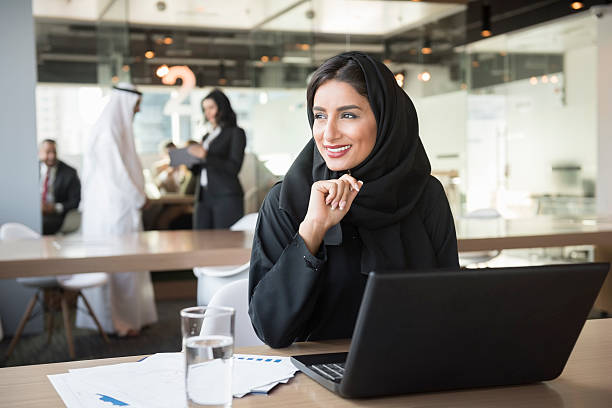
[291, 263, 609, 398]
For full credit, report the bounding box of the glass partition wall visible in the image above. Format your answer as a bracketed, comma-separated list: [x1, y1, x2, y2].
[463, 12, 597, 218]
[33, 0, 601, 219]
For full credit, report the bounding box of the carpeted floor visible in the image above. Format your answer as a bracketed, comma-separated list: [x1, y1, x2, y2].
[0, 299, 194, 367]
[1, 297, 607, 368]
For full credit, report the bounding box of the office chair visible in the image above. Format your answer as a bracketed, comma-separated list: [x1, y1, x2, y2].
[0, 223, 109, 359]
[206, 279, 264, 347]
[193, 213, 258, 305]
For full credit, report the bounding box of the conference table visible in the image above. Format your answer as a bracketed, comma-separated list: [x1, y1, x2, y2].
[0, 229, 253, 278]
[1, 318, 611, 407]
[1, 215, 612, 310]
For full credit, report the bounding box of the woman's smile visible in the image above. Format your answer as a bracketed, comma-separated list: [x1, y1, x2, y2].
[325, 144, 353, 158]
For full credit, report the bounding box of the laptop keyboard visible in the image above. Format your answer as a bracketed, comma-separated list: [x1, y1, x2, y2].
[309, 363, 346, 382]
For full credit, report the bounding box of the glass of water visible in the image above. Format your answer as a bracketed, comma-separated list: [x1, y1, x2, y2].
[181, 306, 235, 408]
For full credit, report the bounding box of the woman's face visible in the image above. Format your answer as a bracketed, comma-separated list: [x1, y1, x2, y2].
[312, 79, 376, 172]
[202, 98, 218, 126]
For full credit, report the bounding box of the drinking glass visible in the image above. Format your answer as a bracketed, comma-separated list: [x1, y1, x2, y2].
[181, 306, 235, 408]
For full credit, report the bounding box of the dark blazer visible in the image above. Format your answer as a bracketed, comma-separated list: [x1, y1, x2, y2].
[191, 126, 246, 200]
[248, 176, 459, 348]
[52, 160, 81, 215]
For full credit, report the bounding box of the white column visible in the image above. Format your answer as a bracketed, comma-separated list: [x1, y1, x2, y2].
[0, 0, 44, 336]
[596, 5, 612, 215]
[0, 0, 40, 230]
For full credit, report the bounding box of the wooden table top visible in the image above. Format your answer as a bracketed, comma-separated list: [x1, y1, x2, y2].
[1, 318, 611, 407]
[0, 230, 252, 278]
[456, 215, 612, 251]
[3, 216, 612, 279]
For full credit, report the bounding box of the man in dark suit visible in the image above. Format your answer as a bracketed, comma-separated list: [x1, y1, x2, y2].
[39, 139, 81, 235]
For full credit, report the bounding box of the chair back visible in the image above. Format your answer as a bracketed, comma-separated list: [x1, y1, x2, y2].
[207, 279, 264, 347]
[0, 223, 40, 240]
[229, 213, 258, 231]
[0, 223, 59, 286]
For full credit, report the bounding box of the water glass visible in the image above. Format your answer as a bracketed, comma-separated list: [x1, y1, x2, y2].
[181, 306, 235, 408]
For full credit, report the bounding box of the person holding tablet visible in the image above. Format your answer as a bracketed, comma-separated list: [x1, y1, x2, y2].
[248, 52, 459, 348]
[186, 89, 246, 229]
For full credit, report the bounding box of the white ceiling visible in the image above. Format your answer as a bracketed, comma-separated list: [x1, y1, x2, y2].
[463, 13, 596, 54]
[33, 0, 465, 36]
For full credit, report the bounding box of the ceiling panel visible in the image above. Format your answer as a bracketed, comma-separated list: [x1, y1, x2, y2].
[260, 0, 465, 36]
[464, 13, 596, 54]
[33, 0, 103, 21]
[128, 0, 302, 29]
[34, 0, 464, 35]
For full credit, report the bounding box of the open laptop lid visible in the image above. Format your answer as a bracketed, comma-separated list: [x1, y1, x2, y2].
[294, 263, 608, 398]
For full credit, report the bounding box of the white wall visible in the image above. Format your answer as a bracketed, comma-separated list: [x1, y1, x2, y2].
[414, 90, 467, 171]
[457, 44, 598, 213]
[503, 47, 597, 196]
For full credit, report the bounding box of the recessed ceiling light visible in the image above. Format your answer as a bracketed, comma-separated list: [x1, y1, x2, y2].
[571, 2, 584, 10]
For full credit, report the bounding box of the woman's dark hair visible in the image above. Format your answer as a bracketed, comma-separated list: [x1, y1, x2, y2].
[201, 89, 237, 128]
[306, 55, 368, 120]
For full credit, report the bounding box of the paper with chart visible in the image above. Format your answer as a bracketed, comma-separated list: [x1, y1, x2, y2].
[48, 353, 299, 407]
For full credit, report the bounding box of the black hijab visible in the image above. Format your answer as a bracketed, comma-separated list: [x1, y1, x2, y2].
[279, 51, 431, 273]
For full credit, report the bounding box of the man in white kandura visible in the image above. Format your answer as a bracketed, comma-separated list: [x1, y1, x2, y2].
[78, 83, 157, 336]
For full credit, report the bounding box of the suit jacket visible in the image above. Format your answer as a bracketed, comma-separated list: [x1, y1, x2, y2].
[192, 126, 246, 200]
[53, 160, 81, 215]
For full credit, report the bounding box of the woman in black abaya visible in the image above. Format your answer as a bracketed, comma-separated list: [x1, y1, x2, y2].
[248, 52, 459, 348]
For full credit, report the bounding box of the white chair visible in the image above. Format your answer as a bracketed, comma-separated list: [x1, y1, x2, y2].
[207, 279, 264, 347]
[58, 209, 81, 235]
[193, 213, 258, 305]
[458, 208, 502, 268]
[0, 222, 109, 359]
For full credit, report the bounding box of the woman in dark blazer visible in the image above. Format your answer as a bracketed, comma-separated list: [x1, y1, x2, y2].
[187, 89, 246, 229]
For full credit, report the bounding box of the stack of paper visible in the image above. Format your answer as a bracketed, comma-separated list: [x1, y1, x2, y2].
[48, 353, 298, 407]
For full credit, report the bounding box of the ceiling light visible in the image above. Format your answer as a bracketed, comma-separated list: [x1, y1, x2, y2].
[163, 36, 173, 45]
[121, 65, 130, 72]
[260, 56, 269, 63]
[421, 36, 432, 55]
[481, 3, 492, 38]
[418, 71, 431, 82]
[551, 75, 559, 84]
[529, 76, 538, 85]
[145, 32, 155, 59]
[156, 64, 169, 78]
[218, 61, 227, 85]
[571, 2, 584, 10]
[541, 75, 549, 84]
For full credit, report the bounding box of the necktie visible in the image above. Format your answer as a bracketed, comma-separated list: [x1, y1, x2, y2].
[42, 171, 49, 203]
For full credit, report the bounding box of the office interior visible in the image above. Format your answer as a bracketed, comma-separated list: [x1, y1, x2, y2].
[1, 0, 612, 369]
